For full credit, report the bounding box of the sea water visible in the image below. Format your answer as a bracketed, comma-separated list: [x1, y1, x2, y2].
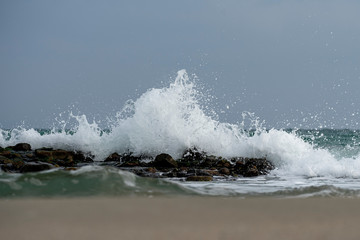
[1, 70, 360, 198]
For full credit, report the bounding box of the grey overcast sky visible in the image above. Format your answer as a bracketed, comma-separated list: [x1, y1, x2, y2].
[1, 0, 360, 129]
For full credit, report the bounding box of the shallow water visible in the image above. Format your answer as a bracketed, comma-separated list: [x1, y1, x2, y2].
[2, 165, 360, 198]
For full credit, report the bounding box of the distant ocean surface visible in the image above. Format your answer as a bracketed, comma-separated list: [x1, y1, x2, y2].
[2, 70, 360, 198]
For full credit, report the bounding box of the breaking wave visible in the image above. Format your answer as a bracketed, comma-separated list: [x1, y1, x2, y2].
[2, 70, 360, 178]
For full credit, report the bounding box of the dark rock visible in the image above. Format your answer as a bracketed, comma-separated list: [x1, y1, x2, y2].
[1, 164, 13, 172]
[215, 159, 232, 168]
[187, 168, 196, 174]
[179, 167, 189, 171]
[200, 155, 218, 168]
[10, 158, 24, 169]
[52, 150, 74, 161]
[182, 147, 206, 162]
[37, 147, 54, 151]
[73, 151, 94, 163]
[35, 149, 75, 167]
[21, 162, 54, 173]
[51, 159, 74, 167]
[120, 153, 142, 163]
[64, 167, 79, 171]
[165, 170, 178, 178]
[0, 158, 25, 172]
[203, 169, 219, 176]
[0, 143, 275, 179]
[186, 176, 213, 181]
[139, 161, 149, 167]
[186, 169, 212, 177]
[34, 149, 54, 159]
[0, 151, 21, 159]
[234, 158, 274, 177]
[199, 169, 212, 176]
[174, 171, 189, 178]
[120, 160, 140, 167]
[219, 167, 230, 175]
[153, 153, 178, 168]
[177, 159, 197, 168]
[0, 155, 11, 164]
[25, 153, 35, 158]
[104, 153, 121, 162]
[164, 168, 188, 178]
[146, 167, 157, 173]
[12, 143, 32, 151]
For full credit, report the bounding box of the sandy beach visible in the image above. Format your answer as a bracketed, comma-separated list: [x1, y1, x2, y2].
[1, 197, 360, 240]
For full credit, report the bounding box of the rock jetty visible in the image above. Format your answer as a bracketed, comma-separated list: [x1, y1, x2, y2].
[0, 143, 274, 181]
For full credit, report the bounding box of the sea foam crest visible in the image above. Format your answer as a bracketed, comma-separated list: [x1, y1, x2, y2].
[101, 69, 248, 159]
[1, 70, 360, 177]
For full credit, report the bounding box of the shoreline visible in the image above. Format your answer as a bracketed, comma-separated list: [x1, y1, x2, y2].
[2, 197, 360, 240]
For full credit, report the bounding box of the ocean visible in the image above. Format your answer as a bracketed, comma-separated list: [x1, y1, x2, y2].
[1, 70, 360, 198]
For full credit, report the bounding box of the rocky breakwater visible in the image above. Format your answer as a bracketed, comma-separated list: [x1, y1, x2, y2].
[0, 143, 93, 173]
[0, 144, 274, 181]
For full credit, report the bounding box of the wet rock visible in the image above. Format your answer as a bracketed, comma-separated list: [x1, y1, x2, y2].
[120, 160, 140, 167]
[182, 147, 206, 162]
[164, 168, 188, 178]
[25, 153, 34, 159]
[52, 150, 74, 161]
[146, 167, 157, 173]
[50, 159, 73, 167]
[1, 164, 13, 172]
[104, 153, 121, 162]
[64, 167, 79, 171]
[21, 162, 54, 173]
[187, 169, 212, 176]
[200, 155, 218, 168]
[10, 158, 24, 169]
[186, 176, 213, 181]
[120, 153, 142, 163]
[219, 167, 230, 175]
[34, 149, 54, 159]
[165, 170, 178, 178]
[215, 159, 231, 168]
[174, 170, 189, 178]
[12, 143, 32, 151]
[179, 167, 189, 172]
[234, 158, 274, 177]
[244, 165, 259, 177]
[38, 147, 54, 151]
[0, 141, 275, 179]
[0, 151, 21, 159]
[0, 155, 12, 164]
[203, 169, 219, 176]
[139, 161, 150, 167]
[153, 153, 178, 168]
[36, 149, 94, 165]
[35, 149, 75, 167]
[73, 151, 94, 163]
[0, 158, 25, 172]
[177, 159, 197, 168]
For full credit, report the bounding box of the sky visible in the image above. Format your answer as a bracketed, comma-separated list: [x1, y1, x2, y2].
[1, 0, 360, 129]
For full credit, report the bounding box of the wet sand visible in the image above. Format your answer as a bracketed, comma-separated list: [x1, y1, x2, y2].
[1, 197, 360, 240]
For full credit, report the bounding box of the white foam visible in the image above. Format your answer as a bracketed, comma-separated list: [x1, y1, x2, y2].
[1, 70, 360, 177]
[246, 129, 360, 177]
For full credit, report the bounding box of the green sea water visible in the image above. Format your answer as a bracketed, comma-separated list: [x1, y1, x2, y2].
[2, 129, 360, 198]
